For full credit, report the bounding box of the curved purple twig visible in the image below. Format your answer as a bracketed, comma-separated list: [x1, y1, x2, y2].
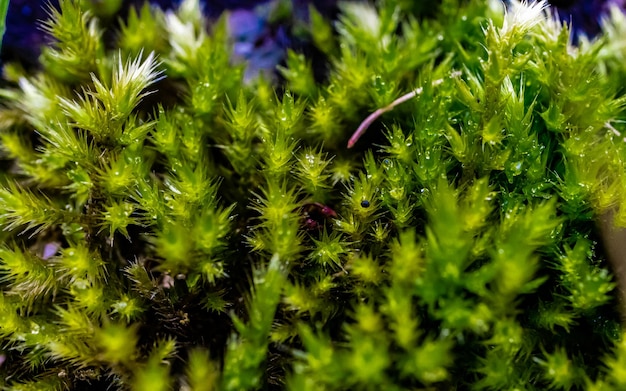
[347, 88, 422, 148]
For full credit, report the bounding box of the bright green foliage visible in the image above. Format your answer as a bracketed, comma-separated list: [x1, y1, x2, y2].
[39, 0, 104, 82]
[558, 239, 615, 311]
[0, 0, 8, 52]
[118, 3, 168, 56]
[2, 0, 626, 389]
[222, 254, 286, 390]
[0, 245, 57, 306]
[184, 348, 220, 391]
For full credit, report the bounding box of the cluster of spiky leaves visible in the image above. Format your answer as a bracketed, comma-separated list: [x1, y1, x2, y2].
[1, 0, 626, 389]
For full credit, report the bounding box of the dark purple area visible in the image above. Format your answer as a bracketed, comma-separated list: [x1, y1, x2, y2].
[1, 1, 276, 64]
[551, 0, 626, 37]
[2, 1, 623, 73]
[2, 0, 58, 63]
[229, 7, 289, 80]
[141, 0, 273, 16]
[0, 0, 340, 80]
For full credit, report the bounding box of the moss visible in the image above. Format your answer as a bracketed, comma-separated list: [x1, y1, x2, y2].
[1, 0, 626, 389]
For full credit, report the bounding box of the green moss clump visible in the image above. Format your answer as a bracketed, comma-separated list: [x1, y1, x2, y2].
[2, 0, 626, 389]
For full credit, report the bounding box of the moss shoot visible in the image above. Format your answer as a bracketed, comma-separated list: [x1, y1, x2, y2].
[2, 0, 626, 389]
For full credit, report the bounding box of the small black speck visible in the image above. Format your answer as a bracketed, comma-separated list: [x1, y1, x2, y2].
[360, 200, 370, 208]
